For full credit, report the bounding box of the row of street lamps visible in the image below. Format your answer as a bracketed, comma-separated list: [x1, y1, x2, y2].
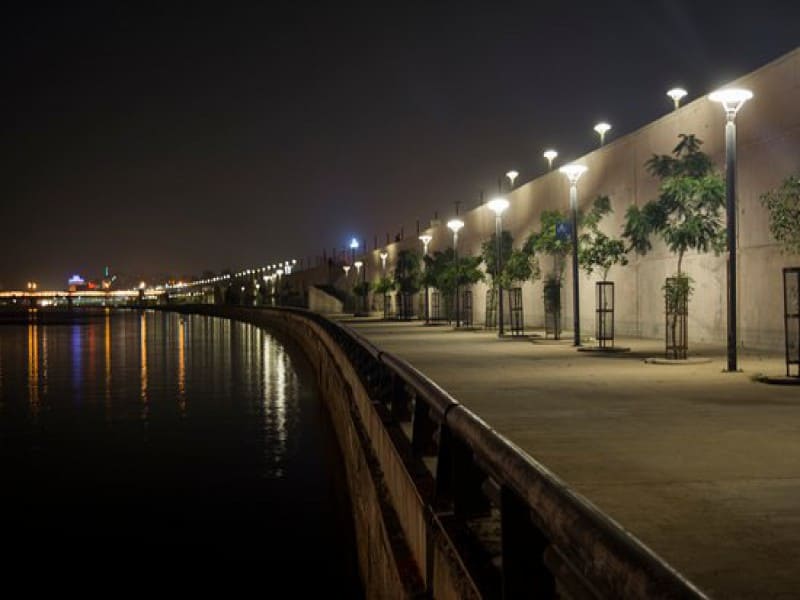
[346, 86, 751, 371]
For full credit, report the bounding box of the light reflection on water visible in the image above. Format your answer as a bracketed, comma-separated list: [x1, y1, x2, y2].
[0, 309, 362, 592]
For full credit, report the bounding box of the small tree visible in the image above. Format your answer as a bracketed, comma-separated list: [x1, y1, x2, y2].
[525, 210, 572, 337]
[374, 276, 396, 317]
[761, 174, 800, 255]
[481, 231, 513, 284]
[579, 195, 628, 281]
[499, 249, 541, 290]
[623, 134, 725, 357]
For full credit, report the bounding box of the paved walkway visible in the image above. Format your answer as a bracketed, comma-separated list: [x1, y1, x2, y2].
[344, 319, 799, 599]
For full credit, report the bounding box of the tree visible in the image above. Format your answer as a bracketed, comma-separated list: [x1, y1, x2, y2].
[498, 249, 540, 289]
[760, 174, 800, 255]
[623, 133, 725, 357]
[424, 249, 484, 296]
[579, 195, 628, 281]
[622, 134, 726, 276]
[524, 210, 572, 284]
[481, 231, 513, 283]
[393, 250, 421, 294]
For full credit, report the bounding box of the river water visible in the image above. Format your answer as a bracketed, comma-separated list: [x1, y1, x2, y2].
[0, 309, 362, 593]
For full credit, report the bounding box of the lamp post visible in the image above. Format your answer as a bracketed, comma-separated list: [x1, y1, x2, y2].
[667, 87, 687, 110]
[379, 251, 388, 273]
[354, 260, 365, 314]
[487, 197, 510, 337]
[559, 163, 588, 346]
[543, 149, 558, 170]
[709, 87, 752, 373]
[419, 234, 432, 324]
[447, 219, 464, 328]
[594, 122, 611, 146]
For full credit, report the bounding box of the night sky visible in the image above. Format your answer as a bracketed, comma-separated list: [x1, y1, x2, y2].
[2, 1, 798, 288]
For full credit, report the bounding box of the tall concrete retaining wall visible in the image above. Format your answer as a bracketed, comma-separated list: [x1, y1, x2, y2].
[289, 47, 800, 351]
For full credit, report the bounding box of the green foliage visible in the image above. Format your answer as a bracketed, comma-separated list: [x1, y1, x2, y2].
[481, 231, 513, 282]
[525, 210, 572, 283]
[499, 249, 540, 289]
[760, 174, 800, 255]
[482, 230, 540, 289]
[424, 249, 484, 295]
[374, 276, 396, 295]
[622, 133, 726, 275]
[393, 250, 421, 293]
[579, 195, 628, 280]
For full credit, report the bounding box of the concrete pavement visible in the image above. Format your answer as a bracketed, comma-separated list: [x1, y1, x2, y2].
[344, 319, 800, 599]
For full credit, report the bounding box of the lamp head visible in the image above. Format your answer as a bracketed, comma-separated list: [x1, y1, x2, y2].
[594, 122, 611, 136]
[379, 251, 388, 260]
[447, 218, 464, 233]
[543, 149, 558, 162]
[505, 170, 519, 186]
[709, 88, 753, 116]
[418, 234, 432, 245]
[559, 163, 588, 184]
[487, 197, 510, 216]
[349, 238, 359, 249]
[667, 87, 687, 106]
[343, 265, 351, 274]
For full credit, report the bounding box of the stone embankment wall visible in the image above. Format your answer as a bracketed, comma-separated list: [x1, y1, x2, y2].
[172, 305, 477, 599]
[290, 47, 800, 350]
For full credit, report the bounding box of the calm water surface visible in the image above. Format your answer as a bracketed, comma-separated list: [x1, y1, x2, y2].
[0, 309, 361, 593]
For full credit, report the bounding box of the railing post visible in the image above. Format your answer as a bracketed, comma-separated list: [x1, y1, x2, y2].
[412, 397, 438, 456]
[451, 436, 491, 519]
[501, 485, 554, 598]
[390, 373, 412, 421]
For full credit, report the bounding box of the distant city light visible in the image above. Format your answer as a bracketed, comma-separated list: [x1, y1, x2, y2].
[68, 274, 85, 285]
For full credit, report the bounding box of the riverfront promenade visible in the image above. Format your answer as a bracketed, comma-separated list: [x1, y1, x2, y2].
[343, 319, 799, 599]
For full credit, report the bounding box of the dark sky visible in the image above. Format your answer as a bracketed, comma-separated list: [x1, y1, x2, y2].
[2, 1, 798, 288]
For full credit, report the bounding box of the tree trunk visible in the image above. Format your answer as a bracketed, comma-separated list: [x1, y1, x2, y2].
[670, 251, 685, 359]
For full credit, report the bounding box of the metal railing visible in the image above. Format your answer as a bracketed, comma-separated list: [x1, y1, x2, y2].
[181, 305, 707, 599]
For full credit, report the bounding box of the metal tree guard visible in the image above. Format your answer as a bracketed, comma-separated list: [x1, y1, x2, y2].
[784, 267, 800, 377]
[509, 287, 524, 336]
[431, 290, 442, 322]
[544, 280, 562, 340]
[665, 277, 688, 360]
[485, 288, 498, 329]
[461, 289, 473, 328]
[596, 281, 615, 348]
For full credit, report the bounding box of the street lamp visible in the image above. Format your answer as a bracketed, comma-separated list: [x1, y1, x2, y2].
[379, 251, 388, 272]
[544, 149, 558, 170]
[667, 87, 687, 110]
[343, 265, 351, 277]
[487, 197, 510, 337]
[354, 260, 365, 314]
[559, 163, 588, 346]
[350, 237, 359, 265]
[447, 219, 464, 328]
[505, 170, 519, 190]
[594, 122, 611, 146]
[709, 87, 752, 373]
[419, 234, 432, 324]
